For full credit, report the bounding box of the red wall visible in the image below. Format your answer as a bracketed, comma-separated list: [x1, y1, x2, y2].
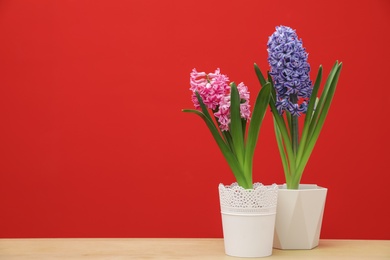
[1, 0, 389, 239]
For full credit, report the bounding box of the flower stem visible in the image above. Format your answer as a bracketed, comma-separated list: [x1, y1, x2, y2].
[291, 115, 299, 156]
[289, 94, 299, 189]
[289, 94, 299, 157]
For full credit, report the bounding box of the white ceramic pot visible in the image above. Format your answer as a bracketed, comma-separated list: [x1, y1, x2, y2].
[273, 184, 327, 250]
[219, 183, 278, 257]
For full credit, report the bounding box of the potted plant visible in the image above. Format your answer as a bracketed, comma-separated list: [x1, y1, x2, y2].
[182, 68, 278, 257]
[254, 25, 343, 249]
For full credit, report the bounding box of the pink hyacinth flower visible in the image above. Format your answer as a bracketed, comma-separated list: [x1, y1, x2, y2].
[190, 68, 229, 110]
[214, 95, 231, 131]
[237, 82, 251, 120]
[189, 69, 250, 132]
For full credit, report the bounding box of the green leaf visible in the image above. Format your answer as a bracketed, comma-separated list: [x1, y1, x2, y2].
[195, 92, 216, 128]
[267, 72, 273, 86]
[296, 66, 323, 165]
[266, 77, 297, 186]
[314, 61, 339, 116]
[254, 63, 267, 86]
[273, 117, 290, 184]
[221, 130, 234, 153]
[243, 83, 271, 180]
[182, 91, 250, 188]
[241, 118, 247, 141]
[305, 66, 323, 126]
[295, 62, 342, 181]
[213, 113, 234, 153]
[230, 83, 245, 166]
[182, 108, 249, 188]
[307, 61, 339, 142]
[269, 92, 296, 174]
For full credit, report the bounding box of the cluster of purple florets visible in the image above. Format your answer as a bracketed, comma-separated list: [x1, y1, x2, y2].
[267, 26, 312, 116]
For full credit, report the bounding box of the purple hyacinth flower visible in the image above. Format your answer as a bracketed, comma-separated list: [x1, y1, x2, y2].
[267, 25, 312, 116]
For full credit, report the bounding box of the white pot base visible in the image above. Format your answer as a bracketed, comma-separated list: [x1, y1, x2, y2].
[273, 184, 327, 250]
[222, 213, 276, 257]
[219, 183, 278, 257]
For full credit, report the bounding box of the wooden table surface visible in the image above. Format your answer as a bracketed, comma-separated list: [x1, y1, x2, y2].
[0, 239, 389, 259]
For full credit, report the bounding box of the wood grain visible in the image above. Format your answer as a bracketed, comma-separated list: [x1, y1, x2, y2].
[0, 239, 389, 259]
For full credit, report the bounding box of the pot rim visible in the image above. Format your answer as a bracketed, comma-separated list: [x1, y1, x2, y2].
[277, 184, 327, 191]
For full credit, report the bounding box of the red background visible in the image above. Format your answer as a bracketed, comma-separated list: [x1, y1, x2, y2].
[1, 0, 389, 239]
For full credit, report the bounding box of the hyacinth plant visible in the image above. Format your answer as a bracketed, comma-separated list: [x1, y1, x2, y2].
[254, 25, 342, 189]
[182, 69, 271, 189]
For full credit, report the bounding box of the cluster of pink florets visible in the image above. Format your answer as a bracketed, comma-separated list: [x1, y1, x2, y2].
[190, 68, 251, 131]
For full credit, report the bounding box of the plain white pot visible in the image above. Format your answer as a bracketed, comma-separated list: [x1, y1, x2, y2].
[219, 183, 278, 257]
[273, 184, 327, 250]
